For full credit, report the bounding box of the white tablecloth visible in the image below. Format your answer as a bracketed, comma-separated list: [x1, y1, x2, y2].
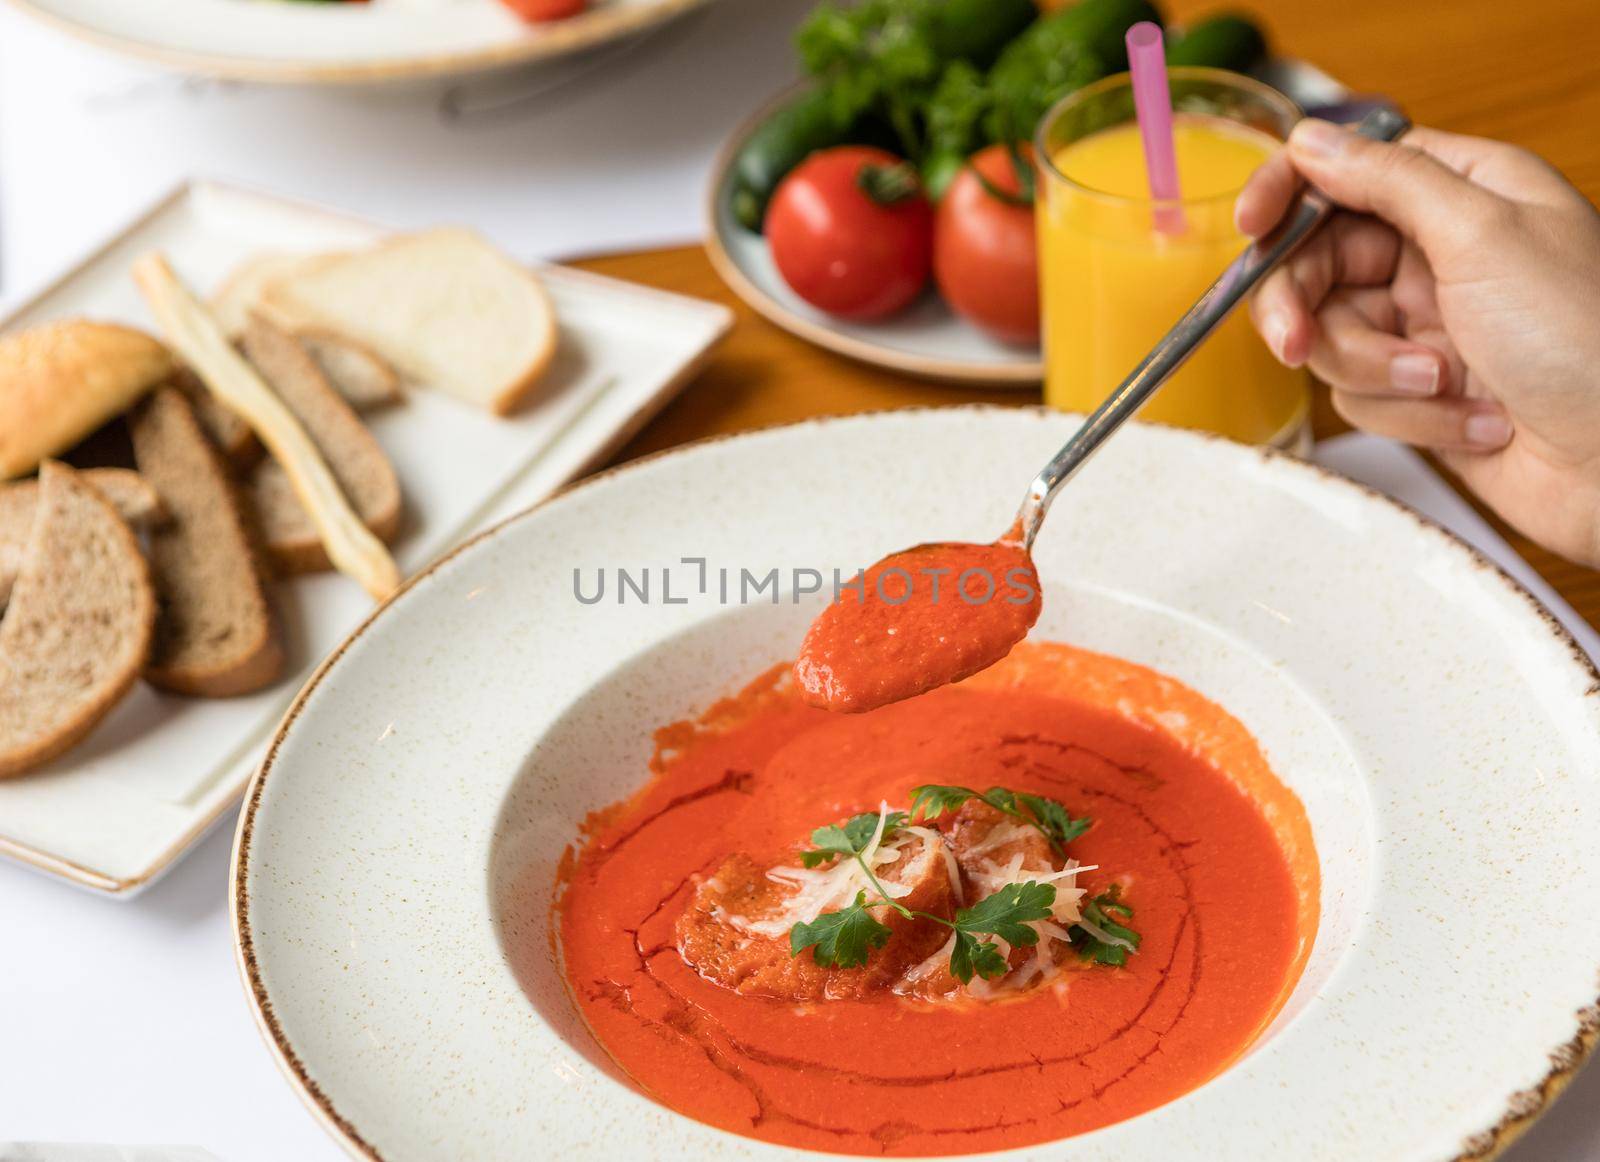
[1, 5, 1597, 1158]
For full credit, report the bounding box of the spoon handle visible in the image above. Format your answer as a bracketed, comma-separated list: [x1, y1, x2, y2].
[1015, 107, 1411, 549]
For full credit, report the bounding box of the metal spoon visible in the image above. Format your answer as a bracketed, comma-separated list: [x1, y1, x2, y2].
[795, 109, 1411, 714]
[1012, 107, 1412, 550]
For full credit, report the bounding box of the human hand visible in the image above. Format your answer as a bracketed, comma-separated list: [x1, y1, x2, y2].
[1236, 118, 1600, 568]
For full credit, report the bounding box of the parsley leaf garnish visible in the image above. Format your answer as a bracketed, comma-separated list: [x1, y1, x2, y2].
[790, 890, 894, 969]
[904, 784, 973, 819]
[951, 931, 1010, 982]
[1015, 792, 1092, 847]
[800, 810, 909, 868]
[1069, 884, 1141, 966]
[947, 880, 1056, 983]
[909, 784, 1090, 856]
[955, 880, 1055, 946]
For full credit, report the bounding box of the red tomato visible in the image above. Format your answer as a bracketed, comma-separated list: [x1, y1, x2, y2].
[766, 146, 933, 321]
[934, 143, 1040, 345]
[497, 0, 586, 21]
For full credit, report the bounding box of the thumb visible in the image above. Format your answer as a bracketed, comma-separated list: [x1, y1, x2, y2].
[1287, 118, 1504, 255]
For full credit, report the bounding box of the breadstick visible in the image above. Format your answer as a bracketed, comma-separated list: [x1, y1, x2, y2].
[133, 253, 400, 601]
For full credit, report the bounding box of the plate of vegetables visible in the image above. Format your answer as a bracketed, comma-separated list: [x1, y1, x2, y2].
[707, 0, 1329, 385]
[5, 0, 717, 84]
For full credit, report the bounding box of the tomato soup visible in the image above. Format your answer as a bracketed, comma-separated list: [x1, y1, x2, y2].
[556, 641, 1317, 1155]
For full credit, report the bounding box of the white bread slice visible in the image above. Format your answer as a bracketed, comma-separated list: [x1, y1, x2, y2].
[134, 253, 400, 602]
[0, 461, 156, 778]
[259, 228, 558, 415]
[211, 252, 320, 336]
[129, 388, 284, 697]
[0, 468, 166, 607]
[239, 315, 402, 574]
[212, 253, 403, 412]
[0, 321, 174, 480]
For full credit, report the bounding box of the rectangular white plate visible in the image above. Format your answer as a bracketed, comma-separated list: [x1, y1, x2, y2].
[0, 180, 731, 895]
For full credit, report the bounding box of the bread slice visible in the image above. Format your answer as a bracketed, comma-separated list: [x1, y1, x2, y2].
[299, 330, 402, 412]
[0, 461, 156, 778]
[128, 387, 284, 697]
[0, 467, 165, 529]
[211, 252, 319, 336]
[259, 228, 558, 415]
[172, 364, 258, 467]
[0, 321, 174, 480]
[238, 316, 402, 574]
[173, 340, 398, 469]
[213, 254, 402, 412]
[0, 468, 166, 607]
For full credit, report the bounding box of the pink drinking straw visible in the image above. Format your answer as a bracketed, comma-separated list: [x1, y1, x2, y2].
[1125, 22, 1186, 235]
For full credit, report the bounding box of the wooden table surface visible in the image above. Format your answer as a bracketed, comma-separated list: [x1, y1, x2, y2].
[574, 0, 1600, 632]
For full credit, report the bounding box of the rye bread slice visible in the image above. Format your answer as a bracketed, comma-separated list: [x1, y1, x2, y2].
[172, 365, 259, 467]
[299, 330, 403, 412]
[0, 461, 156, 778]
[0, 468, 166, 607]
[175, 339, 400, 476]
[239, 316, 402, 574]
[129, 387, 284, 696]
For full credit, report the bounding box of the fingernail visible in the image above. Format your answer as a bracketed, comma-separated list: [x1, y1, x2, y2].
[1464, 412, 1513, 448]
[1264, 314, 1292, 361]
[1389, 353, 1440, 395]
[1291, 118, 1347, 159]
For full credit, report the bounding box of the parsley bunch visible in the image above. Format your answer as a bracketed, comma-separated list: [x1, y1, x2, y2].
[795, 0, 1037, 163]
[798, 0, 943, 157]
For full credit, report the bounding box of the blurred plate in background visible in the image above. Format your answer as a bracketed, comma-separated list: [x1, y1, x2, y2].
[2, 0, 718, 84]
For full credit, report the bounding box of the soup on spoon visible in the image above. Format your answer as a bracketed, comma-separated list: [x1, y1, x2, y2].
[794, 531, 1041, 713]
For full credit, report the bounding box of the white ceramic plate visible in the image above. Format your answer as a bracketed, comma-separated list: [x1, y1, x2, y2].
[3, 0, 715, 84]
[706, 61, 1357, 387]
[0, 180, 731, 895]
[234, 408, 1600, 1160]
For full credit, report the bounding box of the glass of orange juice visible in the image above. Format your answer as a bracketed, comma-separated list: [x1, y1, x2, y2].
[1037, 68, 1307, 447]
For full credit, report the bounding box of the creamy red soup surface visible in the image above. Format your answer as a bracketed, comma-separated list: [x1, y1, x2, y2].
[795, 539, 1041, 714]
[556, 641, 1318, 1156]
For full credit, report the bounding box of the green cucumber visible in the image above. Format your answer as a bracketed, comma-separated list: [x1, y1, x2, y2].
[729, 88, 853, 233]
[729, 93, 903, 233]
[929, 0, 1040, 70]
[1165, 14, 1268, 72]
[1032, 0, 1164, 75]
